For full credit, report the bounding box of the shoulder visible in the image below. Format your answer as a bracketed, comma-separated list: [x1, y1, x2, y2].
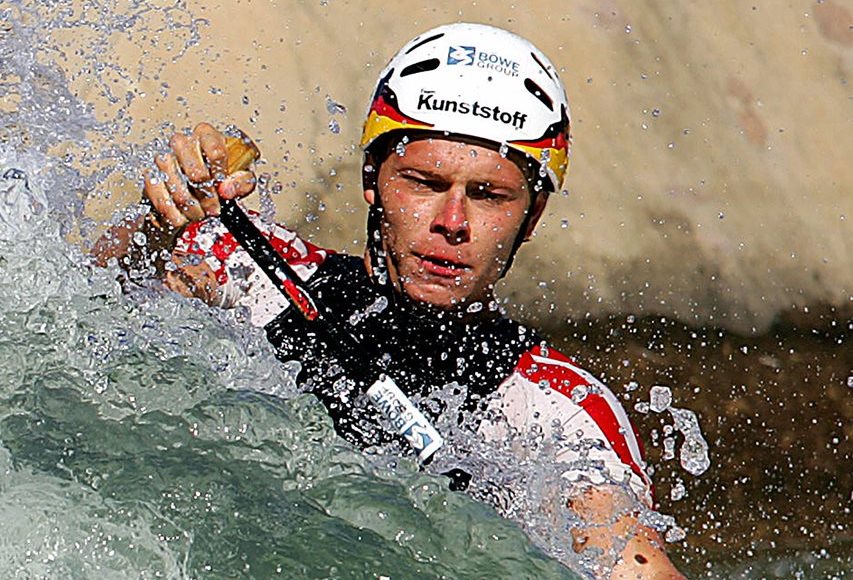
[489, 344, 653, 504]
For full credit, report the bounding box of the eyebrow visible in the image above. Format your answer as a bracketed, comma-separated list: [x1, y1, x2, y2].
[395, 165, 523, 191]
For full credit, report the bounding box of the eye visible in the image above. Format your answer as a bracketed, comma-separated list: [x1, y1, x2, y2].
[403, 173, 446, 192]
[468, 184, 504, 201]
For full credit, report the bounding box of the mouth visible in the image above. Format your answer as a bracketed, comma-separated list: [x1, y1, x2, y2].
[414, 252, 471, 278]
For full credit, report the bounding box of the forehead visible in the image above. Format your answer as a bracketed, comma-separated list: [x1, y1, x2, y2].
[382, 137, 527, 185]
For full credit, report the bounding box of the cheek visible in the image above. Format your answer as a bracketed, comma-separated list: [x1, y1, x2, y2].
[475, 214, 517, 245]
[384, 197, 430, 229]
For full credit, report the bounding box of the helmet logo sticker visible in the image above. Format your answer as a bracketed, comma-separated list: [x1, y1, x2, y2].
[447, 45, 520, 77]
[447, 45, 476, 66]
[417, 90, 528, 129]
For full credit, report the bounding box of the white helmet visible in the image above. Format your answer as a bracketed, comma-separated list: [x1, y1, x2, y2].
[361, 22, 572, 192]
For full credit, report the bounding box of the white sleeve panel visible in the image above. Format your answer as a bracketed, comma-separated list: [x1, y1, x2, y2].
[478, 353, 653, 507]
[174, 214, 329, 328]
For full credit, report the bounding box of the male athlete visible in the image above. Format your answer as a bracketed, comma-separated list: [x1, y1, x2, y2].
[95, 23, 683, 578]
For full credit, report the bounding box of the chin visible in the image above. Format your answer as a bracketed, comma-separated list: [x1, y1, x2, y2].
[402, 283, 484, 312]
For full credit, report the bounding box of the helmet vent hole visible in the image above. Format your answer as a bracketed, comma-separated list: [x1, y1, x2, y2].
[405, 33, 445, 54]
[524, 78, 553, 111]
[530, 51, 554, 80]
[400, 58, 441, 77]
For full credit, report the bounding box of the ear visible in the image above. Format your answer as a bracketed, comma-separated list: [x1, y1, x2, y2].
[522, 194, 548, 241]
[362, 152, 380, 206]
[363, 186, 376, 205]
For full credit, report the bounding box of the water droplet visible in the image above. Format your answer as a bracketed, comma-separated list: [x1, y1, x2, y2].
[325, 95, 346, 114]
[395, 135, 409, 157]
[649, 385, 672, 413]
[560, 219, 569, 229]
[663, 436, 676, 460]
[328, 119, 340, 134]
[670, 480, 686, 501]
[498, 143, 509, 158]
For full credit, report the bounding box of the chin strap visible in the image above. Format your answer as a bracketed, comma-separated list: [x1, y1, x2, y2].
[366, 203, 390, 288]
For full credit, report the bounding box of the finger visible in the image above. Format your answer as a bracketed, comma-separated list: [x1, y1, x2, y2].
[195, 124, 229, 215]
[217, 170, 257, 200]
[170, 132, 210, 185]
[143, 167, 187, 228]
[195, 123, 228, 182]
[154, 153, 206, 222]
[170, 131, 220, 216]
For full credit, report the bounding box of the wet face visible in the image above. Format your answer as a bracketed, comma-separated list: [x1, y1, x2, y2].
[364, 138, 546, 309]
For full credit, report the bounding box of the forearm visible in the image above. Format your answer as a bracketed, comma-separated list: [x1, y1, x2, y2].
[609, 525, 684, 579]
[91, 206, 183, 279]
[568, 487, 684, 579]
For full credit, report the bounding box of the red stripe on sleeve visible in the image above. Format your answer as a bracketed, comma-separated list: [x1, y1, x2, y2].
[516, 346, 648, 485]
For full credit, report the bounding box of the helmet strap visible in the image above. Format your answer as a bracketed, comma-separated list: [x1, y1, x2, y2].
[366, 202, 391, 288]
[362, 146, 392, 289]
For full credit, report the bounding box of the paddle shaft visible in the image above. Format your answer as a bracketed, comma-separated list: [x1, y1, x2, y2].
[220, 134, 362, 344]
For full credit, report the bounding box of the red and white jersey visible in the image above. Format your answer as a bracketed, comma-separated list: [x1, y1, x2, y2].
[480, 346, 653, 506]
[174, 214, 653, 505]
[175, 214, 329, 327]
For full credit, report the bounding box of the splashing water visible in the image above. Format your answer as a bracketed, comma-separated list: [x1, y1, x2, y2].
[669, 407, 711, 476]
[649, 384, 673, 413]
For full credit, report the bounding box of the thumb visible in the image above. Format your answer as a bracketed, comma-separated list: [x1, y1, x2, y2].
[218, 170, 256, 200]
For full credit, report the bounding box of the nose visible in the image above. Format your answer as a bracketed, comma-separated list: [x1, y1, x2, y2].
[430, 189, 470, 245]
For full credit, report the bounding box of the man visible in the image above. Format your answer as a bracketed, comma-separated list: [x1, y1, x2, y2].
[95, 23, 684, 578]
